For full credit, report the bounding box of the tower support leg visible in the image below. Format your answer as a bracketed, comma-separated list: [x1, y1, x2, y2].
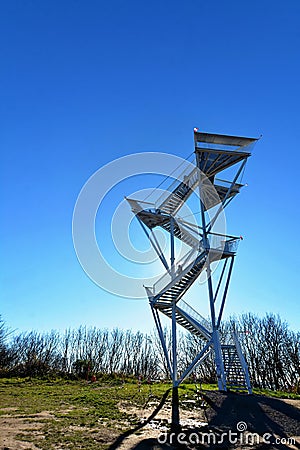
[207, 261, 227, 391]
[212, 329, 226, 391]
[171, 301, 181, 432]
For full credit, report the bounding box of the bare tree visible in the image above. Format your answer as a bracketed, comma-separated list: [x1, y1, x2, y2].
[0, 313, 298, 391]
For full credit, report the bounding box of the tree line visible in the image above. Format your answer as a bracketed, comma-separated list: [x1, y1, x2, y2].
[0, 313, 299, 392]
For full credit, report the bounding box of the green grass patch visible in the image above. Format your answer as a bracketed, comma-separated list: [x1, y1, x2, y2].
[0, 377, 174, 449]
[1, 377, 297, 449]
[253, 387, 300, 400]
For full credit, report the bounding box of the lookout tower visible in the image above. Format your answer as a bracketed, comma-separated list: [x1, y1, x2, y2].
[127, 129, 258, 428]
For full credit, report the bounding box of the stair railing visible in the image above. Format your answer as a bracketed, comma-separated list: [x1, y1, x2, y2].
[178, 299, 212, 333]
[150, 247, 205, 296]
[232, 331, 253, 394]
[155, 166, 199, 211]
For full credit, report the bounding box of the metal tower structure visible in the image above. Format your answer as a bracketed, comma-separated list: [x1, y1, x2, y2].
[126, 129, 258, 428]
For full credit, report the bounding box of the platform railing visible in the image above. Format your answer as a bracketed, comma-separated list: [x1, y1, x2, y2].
[214, 178, 243, 191]
[126, 198, 156, 214]
[149, 235, 240, 296]
[178, 299, 212, 333]
[209, 234, 240, 254]
[195, 140, 255, 153]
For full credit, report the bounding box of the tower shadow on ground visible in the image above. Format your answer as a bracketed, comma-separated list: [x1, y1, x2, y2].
[203, 390, 300, 449]
[108, 390, 300, 450]
[108, 389, 172, 450]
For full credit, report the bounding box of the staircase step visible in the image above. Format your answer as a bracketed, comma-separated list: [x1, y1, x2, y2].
[222, 344, 251, 394]
[156, 303, 210, 340]
[153, 253, 207, 305]
[158, 168, 199, 215]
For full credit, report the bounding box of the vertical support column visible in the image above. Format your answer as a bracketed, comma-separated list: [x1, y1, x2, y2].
[170, 217, 175, 278]
[207, 262, 227, 391]
[151, 306, 173, 377]
[216, 256, 235, 329]
[195, 152, 226, 391]
[171, 316, 179, 432]
[170, 217, 180, 431]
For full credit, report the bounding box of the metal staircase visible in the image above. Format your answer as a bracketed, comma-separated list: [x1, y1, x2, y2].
[222, 339, 252, 394]
[150, 251, 207, 305]
[157, 167, 199, 215]
[159, 219, 199, 248]
[126, 129, 258, 404]
[155, 299, 212, 341]
[222, 345, 247, 391]
[126, 200, 199, 248]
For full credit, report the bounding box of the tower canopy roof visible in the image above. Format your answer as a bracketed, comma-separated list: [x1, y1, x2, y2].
[193, 130, 259, 176]
[194, 131, 258, 149]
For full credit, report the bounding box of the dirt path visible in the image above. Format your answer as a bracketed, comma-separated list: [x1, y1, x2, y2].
[0, 410, 54, 450]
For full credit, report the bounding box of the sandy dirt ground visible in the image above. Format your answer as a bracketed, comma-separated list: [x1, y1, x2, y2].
[0, 410, 53, 450]
[0, 393, 299, 450]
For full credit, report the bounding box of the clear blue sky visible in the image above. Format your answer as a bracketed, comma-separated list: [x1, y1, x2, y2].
[1, 0, 299, 334]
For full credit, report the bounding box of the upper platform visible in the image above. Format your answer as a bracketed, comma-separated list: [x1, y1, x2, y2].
[194, 130, 259, 177]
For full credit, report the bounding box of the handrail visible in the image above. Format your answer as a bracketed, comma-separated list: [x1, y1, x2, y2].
[215, 178, 243, 189]
[152, 247, 201, 295]
[151, 236, 239, 296]
[178, 299, 212, 333]
[156, 166, 199, 210]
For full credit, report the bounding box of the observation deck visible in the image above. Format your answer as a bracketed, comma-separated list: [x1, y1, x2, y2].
[194, 130, 258, 179]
